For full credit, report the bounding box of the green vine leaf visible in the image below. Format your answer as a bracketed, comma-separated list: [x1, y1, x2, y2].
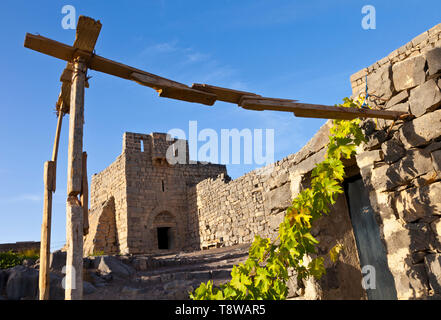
[190, 97, 366, 300]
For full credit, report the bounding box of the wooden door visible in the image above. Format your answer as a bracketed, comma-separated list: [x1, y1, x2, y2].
[345, 176, 397, 300]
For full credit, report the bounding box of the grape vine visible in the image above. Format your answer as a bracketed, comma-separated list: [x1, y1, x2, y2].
[190, 97, 367, 300]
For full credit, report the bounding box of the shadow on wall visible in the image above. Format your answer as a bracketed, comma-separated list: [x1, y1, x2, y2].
[84, 196, 120, 256]
[358, 114, 441, 299]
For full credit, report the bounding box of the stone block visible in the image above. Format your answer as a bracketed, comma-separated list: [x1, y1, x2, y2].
[368, 190, 396, 220]
[366, 64, 395, 99]
[291, 148, 326, 176]
[392, 55, 426, 91]
[381, 138, 406, 164]
[389, 101, 410, 113]
[385, 90, 409, 109]
[5, 266, 38, 300]
[431, 218, 441, 239]
[49, 250, 67, 272]
[265, 182, 292, 214]
[96, 256, 135, 278]
[355, 149, 383, 169]
[425, 47, 441, 77]
[424, 254, 441, 294]
[350, 68, 368, 84]
[400, 109, 441, 148]
[269, 212, 285, 231]
[409, 79, 441, 117]
[431, 150, 441, 173]
[393, 264, 429, 299]
[364, 130, 387, 150]
[384, 220, 435, 254]
[371, 149, 433, 191]
[394, 182, 441, 222]
[412, 32, 429, 47]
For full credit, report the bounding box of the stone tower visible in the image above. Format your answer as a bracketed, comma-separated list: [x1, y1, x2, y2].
[83, 132, 227, 255]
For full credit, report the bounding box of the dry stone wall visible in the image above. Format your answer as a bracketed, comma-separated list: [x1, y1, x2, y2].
[350, 24, 441, 299]
[86, 153, 127, 255]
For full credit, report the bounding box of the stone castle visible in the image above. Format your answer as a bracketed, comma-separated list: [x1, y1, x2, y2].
[84, 24, 441, 300]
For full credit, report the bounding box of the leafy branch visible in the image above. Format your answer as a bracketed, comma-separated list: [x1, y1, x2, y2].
[190, 97, 367, 300]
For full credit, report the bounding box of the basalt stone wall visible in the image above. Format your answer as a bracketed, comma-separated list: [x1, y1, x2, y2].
[85, 152, 128, 255]
[350, 24, 441, 299]
[85, 132, 227, 256]
[0, 242, 40, 253]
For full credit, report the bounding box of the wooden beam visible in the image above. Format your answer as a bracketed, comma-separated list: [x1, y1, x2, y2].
[131, 73, 217, 105]
[239, 97, 408, 120]
[24, 30, 413, 120]
[191, 83, 261, 104]
[39, 161, 55, 300]
[24, 33, 188, 88]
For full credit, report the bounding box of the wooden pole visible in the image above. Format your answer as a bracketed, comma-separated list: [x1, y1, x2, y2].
[39, 161, 55, 300]
[65, 57, 86, 300]
[52, 110, 64, 163]
[81, 152, 89, 236]
[39, 110, 64, 300]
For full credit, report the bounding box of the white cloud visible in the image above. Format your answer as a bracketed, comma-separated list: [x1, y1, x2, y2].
[1, 193, 42, 203]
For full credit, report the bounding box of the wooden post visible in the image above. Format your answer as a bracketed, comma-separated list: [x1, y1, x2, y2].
[81, 152, 89, 236]
[39, 110, 64, 300]
[65, 57, 86, 300]
[39, 161, 55, 300]
[65, 197, 83, 300]
[52, 110, 64, 163]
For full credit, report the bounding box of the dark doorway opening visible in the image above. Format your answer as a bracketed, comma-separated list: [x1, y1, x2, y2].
[344, 174, 397, 300]
[157, 227, 171, 250]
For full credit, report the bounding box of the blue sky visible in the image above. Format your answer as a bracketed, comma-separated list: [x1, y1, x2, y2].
[0, 0, 440, 249]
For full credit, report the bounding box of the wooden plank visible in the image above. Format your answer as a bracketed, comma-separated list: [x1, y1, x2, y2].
[39, 161, 55, 300]
[191, 83, 261, 104]
[73, 16, 102, 52]
[67, 58, 86, 196]
[24, 34, 191, 89]
[81, 152, 89, 236]
[130, 72, 188, 91]
[158, 87, 217, 106]
[239, 97, 408, 120]
[131, 73, 217, 105]
[65, 196, 83, 300]
[56, 82, 71, 112]
[60, 63, 74, 83]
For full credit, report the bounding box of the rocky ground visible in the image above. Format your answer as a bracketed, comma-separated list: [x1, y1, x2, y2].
[0, 244, 250, 300]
